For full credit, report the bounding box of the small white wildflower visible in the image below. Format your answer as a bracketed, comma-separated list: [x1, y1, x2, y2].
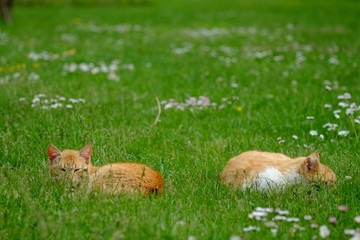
[286, 217, 299, 222]
[277, 137, 282, 140]
[345, 176, 352, 180]
[278, 140, 285, 144]
[229, 236, 241, 240]
[176, 221, 185, 226]
[272, 215, 287, 221]
[337, 93, 351, 99]
[319, 134, 324, 140]
[319, 225, 330, 238]
[219, 104, 226, 109]
[292, 135, 298, 140]
[325, 86, 332, 91]
[333, 109, 341, 119]
[65, 104, 73, 108]
[243, 226, 260, 232]
[273, 55, 284, 61]
[270, 228, 278, 236]
[344, 229, 357, 235]
[164, 103, 174, 110]
[28, 72, 40, 81]
[78, 98, 86, 103]
[329, 57, 340, 65]
[346, 108, 356, 115]
[304, 215, 312, 220]
[251, 211, 268, 217]
[323, 123, 338, 131]
[19, 97, 26, 101]
[79, 63, 90, 72]
[69, 98, 79, 103]
[355, 119, 360, 124]
[13, 72, 21, 78]
[275, 208, 290, 215]
[350, 234, 360, 240]
[176, 105, 185, 111]
[306, 116, 315, 120]
[293, 224, 305, 231]
[311, 223, 319, 228]
[255, 207, 273, 213]
[41, 106, 49, 110]
[91, 67, 100, 74]
[354, 216, 360, 223]
[338, 102, 349, 108]
[309, 130, 318, 136]
[338, 130, 349, 136]
[188, 236, 197, 240]
[122, 64, 135, 71]
[35, 93, 46, 98]
[58, 97, 66, 101]
[108, 71, 120, 81]
[264, 221, 278, 228]
[324, 104, 332, 108]
[231, 83, 239, 88]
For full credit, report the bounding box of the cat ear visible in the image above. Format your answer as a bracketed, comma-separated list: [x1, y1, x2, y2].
[305, 151, 320, 171]
[79, 144, 92, 164]
[47, 144, 61, 165]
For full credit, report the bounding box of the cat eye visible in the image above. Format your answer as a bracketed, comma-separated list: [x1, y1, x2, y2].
[74, 168, 81, 172]
[61, 168, 66, 172]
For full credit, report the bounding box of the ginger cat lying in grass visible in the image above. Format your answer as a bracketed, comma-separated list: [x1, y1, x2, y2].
[47, 144, 163, 195]
[221, 151, 336, 190]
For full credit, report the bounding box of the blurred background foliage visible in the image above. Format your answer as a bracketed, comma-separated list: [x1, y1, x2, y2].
[15, 0, 154, 6]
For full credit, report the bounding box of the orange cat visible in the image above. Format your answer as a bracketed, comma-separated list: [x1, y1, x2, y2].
[47, 144, 163, 195]
[221, 151, 336, 190]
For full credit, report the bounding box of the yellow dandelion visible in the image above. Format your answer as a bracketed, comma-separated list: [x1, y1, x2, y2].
[64, 49, 77, 56]
[32, 63, 40, 68]
[16, 64, 23, 70]
[0, 67, 3, 72]
[27, 41, 34, 46]
[73, 18, 81, 24]
[235, 106, 243, 111]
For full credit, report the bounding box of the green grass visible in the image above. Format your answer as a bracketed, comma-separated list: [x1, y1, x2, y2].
[1, 0, 360, 239]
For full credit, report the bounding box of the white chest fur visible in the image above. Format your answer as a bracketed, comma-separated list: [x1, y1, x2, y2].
[242, 166, 304, 190]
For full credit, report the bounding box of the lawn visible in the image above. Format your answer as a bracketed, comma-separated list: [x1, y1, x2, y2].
[0, 0, 359, 239]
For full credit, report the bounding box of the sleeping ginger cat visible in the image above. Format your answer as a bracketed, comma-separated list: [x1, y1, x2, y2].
[221, 151, 336, 190]
[47, 144, 163, 195]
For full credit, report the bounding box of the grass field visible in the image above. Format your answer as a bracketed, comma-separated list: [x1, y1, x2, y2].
[1, 0, 360, 239]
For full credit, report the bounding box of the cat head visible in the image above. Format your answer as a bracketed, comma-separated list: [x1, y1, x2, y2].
[300, 151, 336, 183]
[47, 144, 92, 185]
